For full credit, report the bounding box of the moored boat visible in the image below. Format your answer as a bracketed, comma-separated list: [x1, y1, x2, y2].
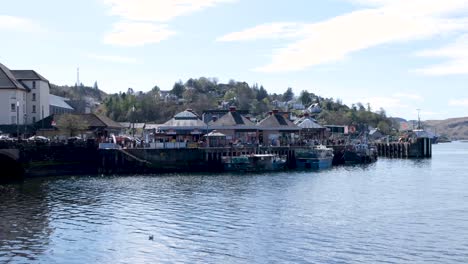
[222, 154, 286, 172]
[343, 143, 377, 164]
[296, 145, 334, 170]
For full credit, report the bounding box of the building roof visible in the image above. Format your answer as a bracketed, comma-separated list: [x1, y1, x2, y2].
[37, 114, 121, 130]
[160, 110, 207, 129]
[49, 94, 74, 110]
[0, 63, 27, 90]
[294, 116, 324, 129]
[209, 111, 255, 127]
[10, 70, 48, 82]
[257, 113, 300, 131]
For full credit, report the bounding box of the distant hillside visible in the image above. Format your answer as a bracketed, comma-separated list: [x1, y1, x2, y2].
[50, 84, 107, 102]
[424, 117, 468, 140]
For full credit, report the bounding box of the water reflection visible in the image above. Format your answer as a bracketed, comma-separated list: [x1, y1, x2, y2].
[0, 182, 52, 263]
[1, 143, 468, 263]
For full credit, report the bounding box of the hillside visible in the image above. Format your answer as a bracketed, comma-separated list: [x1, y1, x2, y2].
[424, 117, 468, 140]
[50, 84, 107, 102]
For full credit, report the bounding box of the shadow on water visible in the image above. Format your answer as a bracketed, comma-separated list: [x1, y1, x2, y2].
[0, 182, 52, 263]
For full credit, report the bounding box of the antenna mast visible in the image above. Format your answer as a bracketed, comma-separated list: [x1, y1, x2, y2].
[76, 67, 80, 86]
[416, 109, 421, 129]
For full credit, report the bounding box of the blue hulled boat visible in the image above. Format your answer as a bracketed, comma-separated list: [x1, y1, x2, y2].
[296, 145, 334, 170]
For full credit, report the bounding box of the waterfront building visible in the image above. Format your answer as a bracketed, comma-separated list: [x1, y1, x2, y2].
[257, 110, 300, 146]
[35, 113, 121, 139]
[49, 95, 74, 115]
[209, 106, 258, 145]
[0, 63, 51, 126]
[294, 112, 326, 141]
[157, 109, 208, 143]
[0, 63, 28, 125]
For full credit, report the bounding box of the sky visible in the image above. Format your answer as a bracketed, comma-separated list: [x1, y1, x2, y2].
[1, 0, 468, 120]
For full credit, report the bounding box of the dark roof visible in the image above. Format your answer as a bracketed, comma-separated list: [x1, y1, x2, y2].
[210, 111, 255, 126]
[0, 63, 27, 90]
[35, 114, 122, 130]
[257, 113, 299, 130]
[11, 70, 48, 81]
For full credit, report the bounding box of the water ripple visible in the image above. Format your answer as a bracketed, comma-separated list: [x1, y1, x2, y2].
[1, 143, 468, 263]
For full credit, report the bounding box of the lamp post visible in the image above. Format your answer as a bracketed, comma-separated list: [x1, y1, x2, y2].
[16, 101, 20, 140]
[131, 105, 136, 138]
[24, 113, 27, 138]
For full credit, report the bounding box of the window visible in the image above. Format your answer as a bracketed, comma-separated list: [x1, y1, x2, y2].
[32, 117, 36, 123]
[32, 105, 36, 113]
[32, 93, 36, 101]
[32, 81, 36, 89]
[11, 103, 16, 112]
[10, 91, 16, 99]
[11, 116, 16, 124]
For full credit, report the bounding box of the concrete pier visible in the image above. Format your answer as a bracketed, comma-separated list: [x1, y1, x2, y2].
[376, 138, 432, 158]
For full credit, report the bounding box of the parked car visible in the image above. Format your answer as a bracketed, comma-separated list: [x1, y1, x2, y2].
[68, 136, 84, 143]
[0, 135, 14, 141]
[27, 136, 50, 143]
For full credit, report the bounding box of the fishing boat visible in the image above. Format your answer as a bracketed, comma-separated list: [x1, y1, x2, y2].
[343, 143, 377, 164]
[296, 145, 334, 170]
[222, 154, 286, 172]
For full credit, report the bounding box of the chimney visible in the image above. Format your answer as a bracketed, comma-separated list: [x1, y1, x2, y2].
[229, 106, 237, 112]
[212, 115, 218, 122]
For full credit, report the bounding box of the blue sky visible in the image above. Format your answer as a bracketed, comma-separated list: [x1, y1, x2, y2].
[1, 0, 468, 120]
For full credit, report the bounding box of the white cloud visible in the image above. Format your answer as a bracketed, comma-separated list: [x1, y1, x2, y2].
[217, 0, 468, 72]
[393, 93, 423, 101]
[103, 22, 176, 46]
[0, 15, 44, 33]
[363, 96, 406, 109]
[217, 23, 305, 42]
[414, 34, 468, 75]
[86, 53, 138, 64]
[103, 0, 234, 22]
[449, 98, 468, 106]
[102, 0, 234, 46]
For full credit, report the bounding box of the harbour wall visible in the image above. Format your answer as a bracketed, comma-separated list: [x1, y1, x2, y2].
[375, 138, 432, 158]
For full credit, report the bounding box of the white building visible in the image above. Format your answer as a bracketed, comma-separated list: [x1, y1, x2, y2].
[0, 63, 50, 125]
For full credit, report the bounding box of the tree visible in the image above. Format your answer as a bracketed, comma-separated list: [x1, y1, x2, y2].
[172, 81, 186, 98]
[56, 114, 89, 137]
[283, 87, 294, 101]
[299, 90, 312, 106]
[93, 81, 99, 90]
[257, 85, 268, 101]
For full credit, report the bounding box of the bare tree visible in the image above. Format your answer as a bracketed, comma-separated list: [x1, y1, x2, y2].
[56, 114, 89, 137]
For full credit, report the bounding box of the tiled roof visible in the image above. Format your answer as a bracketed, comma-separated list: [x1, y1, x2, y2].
[160, 110, 207, 129]
[11, 70, 48, 81]
[210, 111, 255, 127]
[257, 113, 300, 130]
[0, 63, 27, 90]
[36, 114, 122, 130]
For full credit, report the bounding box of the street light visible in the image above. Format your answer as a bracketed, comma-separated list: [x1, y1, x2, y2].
[131, 105, 136, 138]
[16, 101, 20, 140]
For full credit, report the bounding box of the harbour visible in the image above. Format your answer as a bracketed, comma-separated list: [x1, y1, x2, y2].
[1, 142, 467, 263]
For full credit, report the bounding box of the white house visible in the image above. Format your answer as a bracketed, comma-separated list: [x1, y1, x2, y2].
[0, 63, 50, 125]
[0, 63, 28, 125]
